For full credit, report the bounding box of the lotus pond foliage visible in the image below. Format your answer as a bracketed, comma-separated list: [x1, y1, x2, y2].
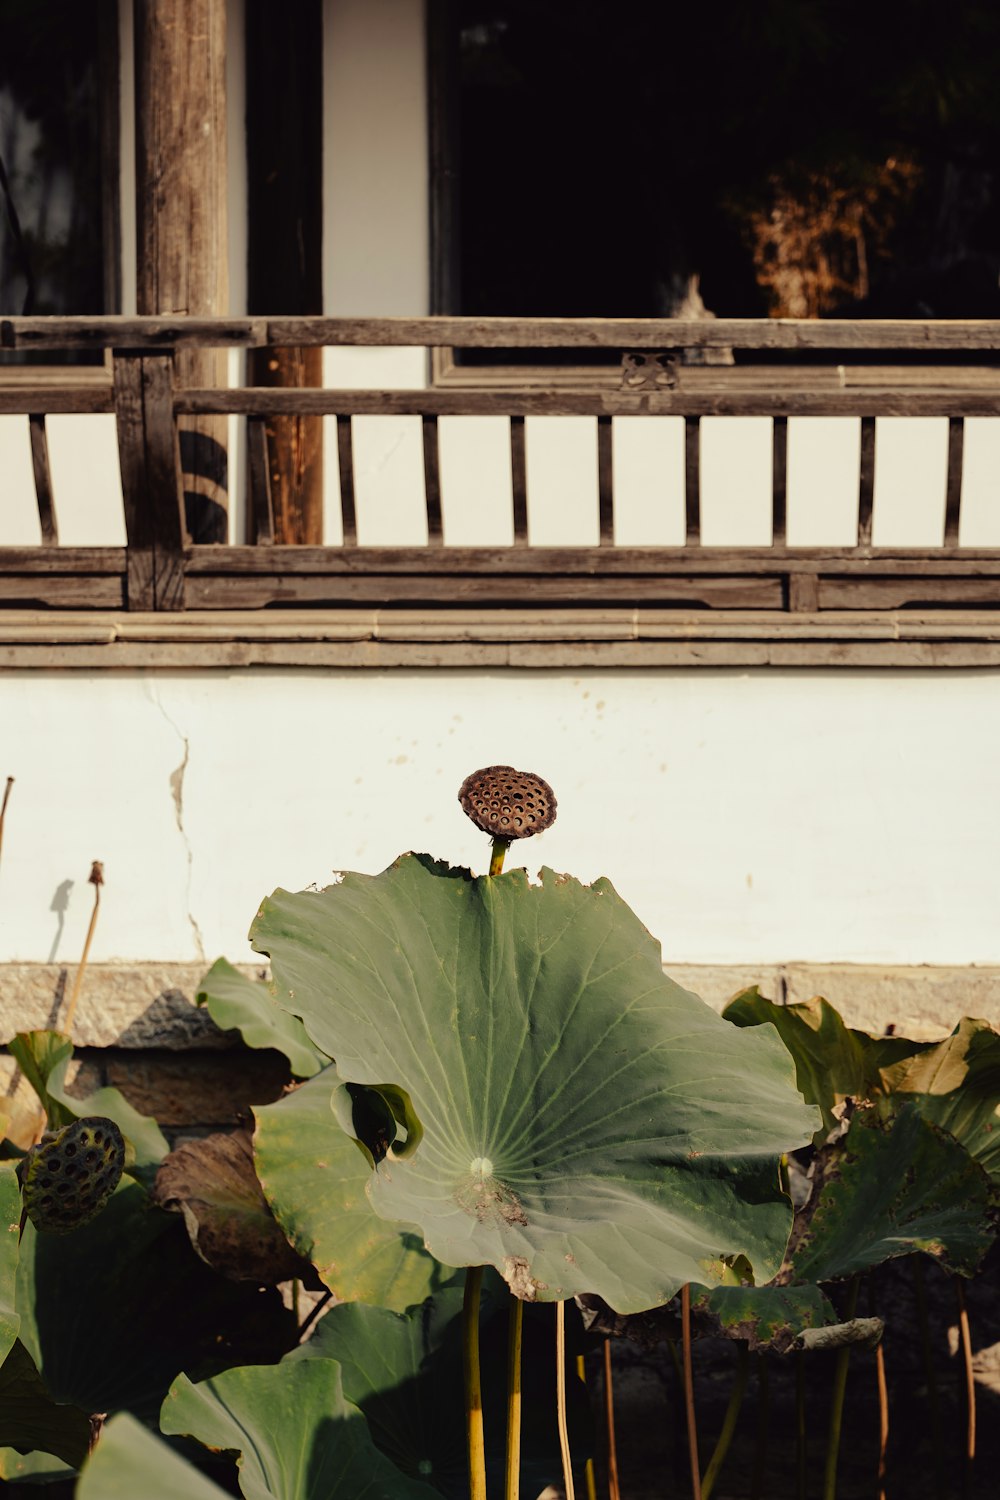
[0, 768, 998, 1497]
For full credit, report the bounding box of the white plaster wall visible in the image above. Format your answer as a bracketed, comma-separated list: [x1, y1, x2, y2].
[2, 668, 1000, 969]
[3, 1, 1000, 976]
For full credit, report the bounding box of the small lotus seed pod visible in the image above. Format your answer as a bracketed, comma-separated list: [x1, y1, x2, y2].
[21, 1116, 125, 1234]
[458, 765, 557, 840]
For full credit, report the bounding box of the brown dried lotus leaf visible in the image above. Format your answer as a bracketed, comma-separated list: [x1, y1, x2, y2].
[22, 1116, 125, 1234]
[458, 765, 557, 840]
[152, 1129, 314, 1285]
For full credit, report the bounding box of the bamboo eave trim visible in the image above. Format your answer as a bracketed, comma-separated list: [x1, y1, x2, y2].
[4, 608, 1000, 646]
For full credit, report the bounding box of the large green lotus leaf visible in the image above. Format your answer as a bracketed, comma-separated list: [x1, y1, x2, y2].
[197, 958, 327, 1078]
[253, 1068, 444, 1312]
[251, 855, 818, 1311]
[16, 1182, 296, 1421]
[694, 1284, 838, 1353]
[9, 1031, 168, 1185]
[77, 1412, 232, 1500]
[0, 1165, 20, 1366]
[162, 1359, 440, 1500]
[0, 1341, 90, 1469]
[290, 1282, 590, 1500]
[723, 989, 868, 1140]
[789, 1106, 993, 1283]
[872, 1018, 1000, 1182]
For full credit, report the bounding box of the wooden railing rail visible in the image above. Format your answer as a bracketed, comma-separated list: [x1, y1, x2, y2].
[3, 315, 1000, 623]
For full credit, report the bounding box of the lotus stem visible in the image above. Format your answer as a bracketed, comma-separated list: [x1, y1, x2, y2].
[875, 1340, 889, 1500]
[505, 1294, 523, 1500]
[575, 1355, 597, 1500]
[63, 861, 104, 1039]
[555, 1300, 576, 1500]
[822, 1273, 861, 1500]
[750, 1353, 769, 1500]
[297, 1288, 332, 1342]
[681, 1283, 702, 1500]
[490, 836, 510, 877]
[956, 1276, 976, 1478]
[912, 1256, 943, 1498]
[701, 1342, 748, 1500]
[463, 1266, 487, 1500]
[603, 1338, 622, 1500]
[870, 1274, 888, 1500]
[795, 1354, 806, 1500]
[0, 776, 13, 872]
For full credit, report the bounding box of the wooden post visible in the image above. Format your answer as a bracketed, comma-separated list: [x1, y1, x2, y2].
[246, 0, 324, 544]
[134, 0, 229, 545]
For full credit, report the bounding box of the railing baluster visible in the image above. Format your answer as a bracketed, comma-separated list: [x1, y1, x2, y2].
[771, 416, 787, 547]
[944, 416, 964, 548]
[510, 415, 528, 544]
[28, 415, 58, 544]
[857, 416, 876, 547]
[597, 414, 614, 545]
[247, 417, 275, 544]
[336, 413, 357, 545]
[422, 413, 443, 543]
[684, 416, 700, 545]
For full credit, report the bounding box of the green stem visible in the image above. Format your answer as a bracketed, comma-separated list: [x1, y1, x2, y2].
[504, 1295, 523, 1500]
[555, 1301, 576, 1500]
[822, 1273, 861, 1500]
[795, 1354, 806, 1500]
[490, 837, 510, 877]
[750, 1354, 769, 1500]
[701, 1343, 749, 1500]
[576, 1354, 597, 1500]
[912, 1256, 943, 1499]
[463, 1267, 487, 1500]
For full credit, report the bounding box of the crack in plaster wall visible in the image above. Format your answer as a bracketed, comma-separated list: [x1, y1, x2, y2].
[143, 681, 206, 961]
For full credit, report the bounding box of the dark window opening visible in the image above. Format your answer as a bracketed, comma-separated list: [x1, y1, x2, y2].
[432, 1, 1000, 366]
[0, 0, 118, 365]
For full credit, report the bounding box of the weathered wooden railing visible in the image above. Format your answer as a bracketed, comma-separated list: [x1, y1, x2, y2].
[4, 316, 1000, 661]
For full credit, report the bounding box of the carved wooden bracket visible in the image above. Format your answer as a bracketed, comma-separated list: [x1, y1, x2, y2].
[620, 350, 680, 389]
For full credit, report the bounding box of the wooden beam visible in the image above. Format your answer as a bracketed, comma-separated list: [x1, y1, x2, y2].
[134, 0, 229, 543]
[173, 387, 1000, 419]
[181, 545, 1000, 576]
[10, 314, 1000, 353]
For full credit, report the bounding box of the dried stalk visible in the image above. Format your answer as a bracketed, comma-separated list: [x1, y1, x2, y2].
[681, 1284, 702, 1500]
[956, 1276, 976, 1481]
[603, 1339, 621, 1500]
[0, 776, 13, 871]
[63, 861, 104, 1038]
[555, 1301, 576, 1500]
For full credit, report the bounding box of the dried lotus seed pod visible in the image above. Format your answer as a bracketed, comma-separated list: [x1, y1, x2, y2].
[458, 765, 557, 840]
[21, 1116, 125, 1234]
